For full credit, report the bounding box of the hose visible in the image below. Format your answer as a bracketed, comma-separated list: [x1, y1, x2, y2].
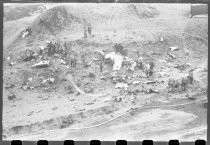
[66, 73, 109, 97]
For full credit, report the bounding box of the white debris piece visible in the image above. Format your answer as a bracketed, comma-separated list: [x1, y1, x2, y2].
[49, 78, 55, 83]
[157, 71, 169, 77]
[28, 77, 33, 82]
[160, 37, 164, 42]
[170, 47, 179, 52]
[40, 46, 45, 50]
[105, 52, 124, 71]
[95, 50, 105, 56]
[132, 81, 141, 85]
[42, 78, 55, 84]
[22, 31, 29, 38]
[143, 62, 150, 71]
[167, 52, 175, 59]
[115, 82, 128, 90]
[32, 60, 49, 68]
[124, 56, 137, 71]
[159, 60, 167, 63]
[9, 62, 16, 66]
[60, 59, 66, 65]
[185, 63, 191, 66]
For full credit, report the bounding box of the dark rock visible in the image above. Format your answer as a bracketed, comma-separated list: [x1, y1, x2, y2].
[8, 94, 16, 101]
[203, 101, 208, 108]
[5, 84, 15, 89]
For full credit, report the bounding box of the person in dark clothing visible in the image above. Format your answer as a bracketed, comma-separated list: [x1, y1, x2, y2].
[70, 53, 77, 68]
[84, 29, 87, 38]
[148, 62, 154, 76]
[24, 49, 33, 61]
[71, 58, 77, 68]
[181, 77, 188, 92]
[87, 23, 92, 36]
[100, 62, 103, 73]
[47, 41, 53, 56]
[63, 41, 67, 54]
[39, 48, 43, 56]
[51, 42, 56, 55]
[168, 78, 175, 92]
[188, 69, 194, 84]
[39, 17, 43, 25]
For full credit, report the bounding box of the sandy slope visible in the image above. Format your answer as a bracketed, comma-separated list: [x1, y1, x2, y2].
[3, 4, 208, 140]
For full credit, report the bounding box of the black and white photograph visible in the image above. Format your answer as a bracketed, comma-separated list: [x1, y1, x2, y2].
[2, 3, 208, 141]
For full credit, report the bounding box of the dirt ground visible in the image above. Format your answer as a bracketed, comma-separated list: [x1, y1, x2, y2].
[3, 3, 208, 141]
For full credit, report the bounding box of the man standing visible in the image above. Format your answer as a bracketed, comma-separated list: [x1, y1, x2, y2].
[188, 69, 194, 84]
[87, 23, 92, 36]
[84, 28, 87, 38]
[83, 20, 88, 38]
[47, 41, 53, 56]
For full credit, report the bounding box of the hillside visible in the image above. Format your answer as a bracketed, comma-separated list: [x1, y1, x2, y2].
[4, 4, 46, 22]
[3, 3, 161, 59]
[3, 4, 208, 140]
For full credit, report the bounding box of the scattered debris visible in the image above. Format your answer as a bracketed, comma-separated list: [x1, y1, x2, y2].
[187, 94, 196, 100]
[88, 73, 95, 78]
[170, 46, 179, 52]
[6, 57, 11, 60]
[27, 111, 34, 116]
[22, 85, 28, 91]
[84, 85, 94, 93]
[5, 84, 15, 89]
[158, 71, 169, 78]
[114, 96, 122, 102]
[9, 62, 16, 66]
[132, 80, 141, 85]
[32, 60, 50, 68]
[203, 68, 208, 72]
[105, 52, 124, 71]
[23, 49, 37, 62]
[48, 78, 55, 83]
[60, 118, 73, 129]
[167, 52, 175, 59]
[203, 100, 208, 108]
[67, 85, 74, 94]
[146, 80, 157, 84]
[147, 89, 159, 94]
[28, 77, 33, 82]
[174, 63, 190, 71]
[22, 31, 29, 38]
[69, 98, 75, 101]
[42, 78, 55, 84]
[8, 94, 16, 101]
[124, 56, 137, 71]
[60, 59, 66, 65]
[159, 59, 167, 63]
[100, 76, 107, 80]
[160, 37, 164, 42]
[115, 82, 128, 90]
[52, 107, 57, 110]
[84, 102, 94, 105]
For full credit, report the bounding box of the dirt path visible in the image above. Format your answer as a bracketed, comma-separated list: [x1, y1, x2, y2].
[5, 99, 206, 141]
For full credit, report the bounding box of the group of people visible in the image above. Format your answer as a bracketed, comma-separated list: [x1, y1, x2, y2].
[168, 69, 194, 93]
[84, 21, 92, 38]
[38, 41, 64, 59]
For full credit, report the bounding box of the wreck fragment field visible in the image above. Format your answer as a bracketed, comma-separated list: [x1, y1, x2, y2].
[3, 3, 208, 141]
